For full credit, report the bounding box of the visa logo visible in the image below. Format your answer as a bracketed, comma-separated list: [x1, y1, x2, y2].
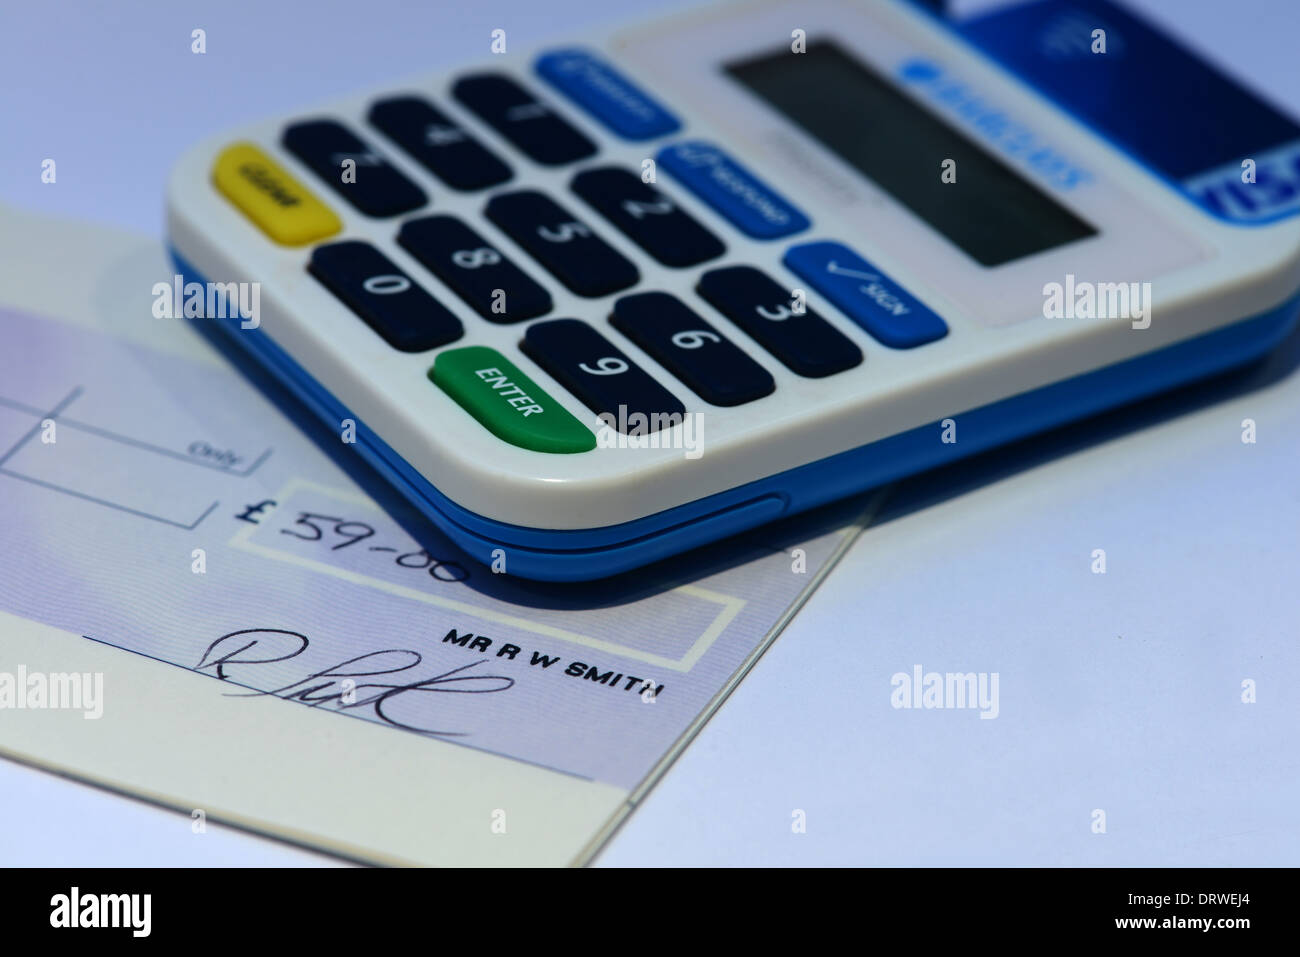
[1186, 139, 1300, 222]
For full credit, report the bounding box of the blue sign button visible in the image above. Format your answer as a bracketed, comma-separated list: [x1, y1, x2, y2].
[783, 241, 948, 349]
[657, 141, 810, 239]
[535, 49, 680, 141]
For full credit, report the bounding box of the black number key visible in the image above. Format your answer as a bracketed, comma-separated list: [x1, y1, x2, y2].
[698, 266, 863, 377]
[397, 215, 551, 323]
[610, 292, 774, 406]
[282, 119, 426, 217]
[486, 191, 638, 297]
[571, 167, 724, 268]
[368, 95, 512, 191]
[451, 73, 596, 166]
[523, 319, 685, 431]
[308, 241, 462, 352]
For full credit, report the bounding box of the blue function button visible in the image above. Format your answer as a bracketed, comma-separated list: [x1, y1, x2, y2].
[656, 141, 810, 239]
[535, 48, 680, 141]
[782, 242, 948, 349]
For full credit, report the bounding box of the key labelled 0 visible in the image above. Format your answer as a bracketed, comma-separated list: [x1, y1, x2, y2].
[309, 241, 462, 352]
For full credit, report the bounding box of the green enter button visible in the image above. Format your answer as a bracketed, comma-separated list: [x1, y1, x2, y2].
[430, 346, 596, 453]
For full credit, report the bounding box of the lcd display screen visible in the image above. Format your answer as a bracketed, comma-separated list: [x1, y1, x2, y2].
[726, 41, 1098, 266]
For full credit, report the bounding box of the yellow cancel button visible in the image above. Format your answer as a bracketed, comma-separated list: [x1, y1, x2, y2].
[212, 142, 342, 246]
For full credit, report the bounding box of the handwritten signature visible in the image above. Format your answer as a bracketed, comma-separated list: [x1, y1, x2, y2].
[195, 628, 514, 736]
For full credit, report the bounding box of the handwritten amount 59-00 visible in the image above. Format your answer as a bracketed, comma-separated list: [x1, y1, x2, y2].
[277, 511, 470, 583]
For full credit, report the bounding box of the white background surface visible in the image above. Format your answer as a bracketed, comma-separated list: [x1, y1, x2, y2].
[1, 0, 1297, 866]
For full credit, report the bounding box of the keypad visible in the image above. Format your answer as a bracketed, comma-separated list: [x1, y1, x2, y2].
[571, 167, 724, 268]
[523, 319, 685, 430]
[368, 95, 512, 191]
[452, 73, 597, 166]
[697, 266, 862, 377]
[611, 293, 775, 407]
[209, 51, 954, 455]
[282, 119, 427, 217]
[309, 241, 462, 352]
[486, 191, 639, 297]
[398, 215, 552, 323]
